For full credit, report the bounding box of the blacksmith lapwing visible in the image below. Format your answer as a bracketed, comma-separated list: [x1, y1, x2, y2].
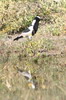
[14, 16, 42, 40]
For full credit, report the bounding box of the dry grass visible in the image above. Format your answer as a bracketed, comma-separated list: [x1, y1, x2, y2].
[0, 0, 66, 35]
[0, 34, 66, 100]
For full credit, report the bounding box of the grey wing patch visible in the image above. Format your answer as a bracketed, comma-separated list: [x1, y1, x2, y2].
[23, 28, 30, 33]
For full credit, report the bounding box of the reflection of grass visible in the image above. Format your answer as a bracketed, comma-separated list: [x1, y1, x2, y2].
[0, 35, 66, 99]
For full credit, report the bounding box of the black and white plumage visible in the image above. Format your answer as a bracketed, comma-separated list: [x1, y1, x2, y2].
[13, 16, 41, 41]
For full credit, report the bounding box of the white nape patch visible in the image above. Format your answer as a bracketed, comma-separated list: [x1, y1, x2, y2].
[32, 20, 36, 26]
[36, 16, 41, 19]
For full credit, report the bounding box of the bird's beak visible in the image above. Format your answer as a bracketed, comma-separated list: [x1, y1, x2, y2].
[39, 18, 43, 24]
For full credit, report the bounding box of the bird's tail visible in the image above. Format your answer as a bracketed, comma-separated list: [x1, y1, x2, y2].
[13, 36, 23, 41]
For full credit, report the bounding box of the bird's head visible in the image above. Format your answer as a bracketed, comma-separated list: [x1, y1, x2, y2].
[34, 16, 42, 22]
[32, 16, 42, 26]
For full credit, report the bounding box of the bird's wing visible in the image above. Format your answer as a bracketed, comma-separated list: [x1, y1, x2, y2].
[21, 26, 33, 37]
[13, 36, 23, 41]
[13, 26, 33, 41]
[23, 28, 30, 33]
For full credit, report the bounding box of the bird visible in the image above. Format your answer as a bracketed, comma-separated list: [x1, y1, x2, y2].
[18, 68, 32, 81]
[13, 16, 42, 41]
[17, 68, 36, 89]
